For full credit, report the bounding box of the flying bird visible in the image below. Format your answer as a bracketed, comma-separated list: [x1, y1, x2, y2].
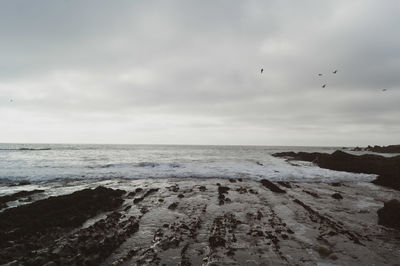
[261, 68, 264, 74]
[332, 70, 338, 74]
[10, 99, 13, 102]
[382, 89, 387, 92]
[322, 84, 327, 88]
[318, 73, 323, 76]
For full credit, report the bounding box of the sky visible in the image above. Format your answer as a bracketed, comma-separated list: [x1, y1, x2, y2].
[0, 0, 399, 146]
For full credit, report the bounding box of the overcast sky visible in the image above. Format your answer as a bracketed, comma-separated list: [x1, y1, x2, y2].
[0, 0, 399, 146]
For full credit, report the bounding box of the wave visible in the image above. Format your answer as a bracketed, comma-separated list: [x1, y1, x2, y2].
[137, 162, 160, 168]
[92, 162, 181, 169]
[168, 162, 181, 168]
[0, 145, 377, 183]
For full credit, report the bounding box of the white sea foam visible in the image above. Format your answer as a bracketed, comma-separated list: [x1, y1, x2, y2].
[0, 144, 377, 183]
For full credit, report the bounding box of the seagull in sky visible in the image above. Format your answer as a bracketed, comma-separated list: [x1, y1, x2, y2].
[261, 68, 264, 74]
[318, 73, 323, 76]
[332, 69, 338, 74]
[322, 84, 327, 88]
[382, 89, 387, 92]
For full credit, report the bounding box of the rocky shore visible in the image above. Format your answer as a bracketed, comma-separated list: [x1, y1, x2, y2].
[273, 150, 400, 191]
[1, 177, 400, 265]
[352, 144, 400, 153]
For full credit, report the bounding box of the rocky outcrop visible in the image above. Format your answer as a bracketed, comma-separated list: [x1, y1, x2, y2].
[260, 179, 286, 193]
[45, 212, 139, 265]
[377, 199, 400, 230]
[272, 151, 321, 162]
[365, 145, 400, 153]
[0, 189, 44, 210]
[0, 186, 125, 264]
[351, 145, 400, 153]
[1, 178, 400, 265]
[332, 193, 343, 200]
[273, 150, 400, 190]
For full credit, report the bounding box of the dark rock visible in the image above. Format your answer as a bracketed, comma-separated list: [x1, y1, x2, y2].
[272, 151, 321, 162]
[133, 197, 142, 204]
[0, 186, 124, 238]
[260, 179, 286, 193]
[365, 145, 400, 153]
[127, 191, 136, 197]
[256, 210, 263, 220]
[329, 254, 338, 260]
[236, 187, 247, 194]
[0, 187, 125, 264]
[273, 150, 400, 191]
[218, 186, 230, 205]
[168, 202, 178, 210]
[316, 245, 332, 257]
[218, 186, 230, 194]
[51, 213, 139, 265]
[133, 188, 159, 204]
[135, 188, 143, 193]
[277, 181, 292, 188]
[167, 185, 179, 192]
[331, 182, 342, 187]
[208, 214, 239, 251]
[377, 199, 400, 230]
[303, 190, 319, 198]
[209, 236, 226, 248]
[10, 181, 32, 186]
[0, 190, 45, 210]
[178, 194, 184, 198]
[332, 193, 343, 200]
[198, 186, 206, 192]
[140, 207, 149, 214]
[327, 231, 337, 236]
[144, 188, 159, 197]
[249, 189, 258, 194]
[226, 248, 236, 256]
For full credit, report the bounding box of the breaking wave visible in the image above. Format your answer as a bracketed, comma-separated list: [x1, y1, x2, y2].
[0, 144, 377, 183]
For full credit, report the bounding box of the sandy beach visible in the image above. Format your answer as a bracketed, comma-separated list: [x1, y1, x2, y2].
[1, 177, 400, 265]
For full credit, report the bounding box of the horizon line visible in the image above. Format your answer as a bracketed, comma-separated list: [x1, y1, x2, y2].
[0, 142, 381, 148]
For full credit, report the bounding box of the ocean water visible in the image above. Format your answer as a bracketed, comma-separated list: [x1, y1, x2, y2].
[0, 143, 376, 183]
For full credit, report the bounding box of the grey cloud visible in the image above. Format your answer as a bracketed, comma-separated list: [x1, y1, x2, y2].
[0, 0, 399, 145]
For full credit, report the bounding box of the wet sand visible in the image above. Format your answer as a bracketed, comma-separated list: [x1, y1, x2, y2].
[1, 178, 400, 265]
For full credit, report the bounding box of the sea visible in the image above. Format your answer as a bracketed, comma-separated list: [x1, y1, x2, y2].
[0, 143, 377, 184]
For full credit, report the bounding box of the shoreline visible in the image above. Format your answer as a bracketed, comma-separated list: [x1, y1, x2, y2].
[272, 150, 400, 190]
[1, 177, 400, 265]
